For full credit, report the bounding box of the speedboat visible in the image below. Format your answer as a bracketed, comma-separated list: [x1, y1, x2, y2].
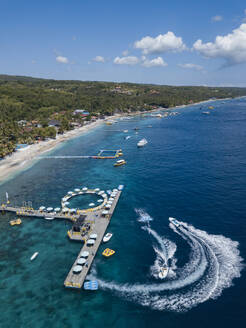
[30, 252, 39, 261]
[125, 136, 131, 140]
[137, 138, 148, 147]
[169, 217, 180, 227]
[114, 159, 126, 167]
[44, 217, 55, 220]
[103, 233, 113, 243]
[158, 266, 168, 279]
[202, 111, 210, 115]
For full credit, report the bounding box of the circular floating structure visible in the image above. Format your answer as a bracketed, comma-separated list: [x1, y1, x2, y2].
[81, 251, 89, 258]
[61, 187, 108, 213]
[73, 265, 83, 273]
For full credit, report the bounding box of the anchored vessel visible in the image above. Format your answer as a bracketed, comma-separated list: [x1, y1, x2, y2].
[137, 138, 148, 147]
[114, 159, 126, 167]
[159, 266, 168, 279]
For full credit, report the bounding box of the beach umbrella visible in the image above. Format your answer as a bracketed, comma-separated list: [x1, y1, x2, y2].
[95, 188, 100, 192]
[54, 207, 61, 212]
[90, 233, 98, 239]
[97, 199, 103, 203]
[102, 193, 107, 198]
[109, 197, 114, 201]
[81, 251, 89, 258]
[64, 201, 70, 206]
[102, 210, 109, 215]
[47, 207, 53, 212]
[74, 188, 80, 192]
[77, 258, 87, 265]
[82, 187, 88, 191]
[107, 201, 113, 205]
[87, 239, 95, 246]
[67, 191, 73, 195]
[62, 207, 69, 213]
[73, 265, 83, 273]
[89, 203, 95, 207]
[39, 206, 46, 211]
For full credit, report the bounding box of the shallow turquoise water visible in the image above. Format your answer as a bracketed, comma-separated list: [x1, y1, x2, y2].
[0, 99, 246, 327]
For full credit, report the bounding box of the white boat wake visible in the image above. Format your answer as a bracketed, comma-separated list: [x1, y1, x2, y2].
[94, 213, 244, 312]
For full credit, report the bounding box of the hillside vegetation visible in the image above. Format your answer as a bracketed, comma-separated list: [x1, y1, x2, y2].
[0, 74, 246, 158]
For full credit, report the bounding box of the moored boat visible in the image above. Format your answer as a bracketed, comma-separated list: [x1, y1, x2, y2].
[137, 138, 148, 147]
[103, 232, 113, 243]
[30, 252, 39, 261]
[114, 159, 126, 167]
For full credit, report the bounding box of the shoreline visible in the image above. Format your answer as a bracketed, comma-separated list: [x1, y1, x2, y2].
[0, 97, 232, 185]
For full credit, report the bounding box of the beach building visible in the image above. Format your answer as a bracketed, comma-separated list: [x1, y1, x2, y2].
[73, 109, 90, 117]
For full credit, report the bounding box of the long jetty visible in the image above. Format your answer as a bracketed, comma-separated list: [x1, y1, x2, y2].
[1, 186, 123, 290]
[64, 190, 121, 289]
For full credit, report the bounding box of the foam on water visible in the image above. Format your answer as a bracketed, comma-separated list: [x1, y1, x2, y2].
[135, 208, 153, 224]
[95, 220, 244, 312]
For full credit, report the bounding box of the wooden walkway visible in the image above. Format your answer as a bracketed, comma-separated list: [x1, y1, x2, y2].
[64, 191, 121, 289]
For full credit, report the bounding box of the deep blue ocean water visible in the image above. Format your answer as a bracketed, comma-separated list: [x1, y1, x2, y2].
[0, 98, 246, 328]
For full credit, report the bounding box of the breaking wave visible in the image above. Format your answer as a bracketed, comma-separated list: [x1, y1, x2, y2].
[95, 218, 244, 312]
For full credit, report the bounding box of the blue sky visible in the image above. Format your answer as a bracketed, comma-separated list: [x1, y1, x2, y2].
[1, 0, 246, 86]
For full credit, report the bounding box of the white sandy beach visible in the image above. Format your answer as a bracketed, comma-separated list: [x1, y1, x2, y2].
[0, 98, 222, 185]
[0, 119, 106, 184]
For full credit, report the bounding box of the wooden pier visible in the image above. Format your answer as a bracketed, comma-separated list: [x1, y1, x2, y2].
[64, 191, 121, 289]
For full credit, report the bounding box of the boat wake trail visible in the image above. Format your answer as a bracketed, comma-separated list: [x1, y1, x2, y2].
[95, 219, 244, 312]
[135, 208, 153, 224]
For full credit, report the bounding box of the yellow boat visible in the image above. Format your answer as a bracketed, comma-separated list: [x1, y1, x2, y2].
[102, 248, 115, 257]
[10, 218, 22, 226]
[117, 152, 123, 156]
[208, 106, 214, 109]
[114, 159, 126, 167]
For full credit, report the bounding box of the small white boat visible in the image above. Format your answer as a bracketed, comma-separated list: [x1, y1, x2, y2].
[123, 130, 128, 133]
[125, 136, 131, 140]
[30, 252, 39, 261]
[103, 233, 113, 243]
[137, 138, 148, 147]
[44, 217, 55, 220]
[159, 266, 168, 279]
[169, 217, 180, 227]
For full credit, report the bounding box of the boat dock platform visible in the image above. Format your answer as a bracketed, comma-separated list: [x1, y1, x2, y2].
[64, 190, 121, 289]
[0, 205, 78, 221]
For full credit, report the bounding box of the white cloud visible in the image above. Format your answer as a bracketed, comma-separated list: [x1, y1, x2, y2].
[178, 63, 203, 70]
[56, 56, 69, 64]
[142, 56, 167, 68]
[93, 56, 105, 63]
[134, 31, 186, 54]
[122, 50, 129, 56]
[211, 15, 223, 22]
[193, 24, 246, 65]
[114, 56, 139, 65]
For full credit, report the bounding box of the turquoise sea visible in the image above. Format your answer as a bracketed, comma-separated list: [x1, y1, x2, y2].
[0, 98, 246, 328]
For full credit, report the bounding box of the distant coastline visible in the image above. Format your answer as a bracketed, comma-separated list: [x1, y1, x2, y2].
[0, 97, 233, 185]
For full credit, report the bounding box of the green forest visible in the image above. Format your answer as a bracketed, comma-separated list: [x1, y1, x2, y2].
[1, 74, 246, 158]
